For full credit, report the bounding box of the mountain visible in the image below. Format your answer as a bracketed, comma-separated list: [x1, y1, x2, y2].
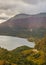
[0, 13, 46, 37]
[0, 13, 46, 28]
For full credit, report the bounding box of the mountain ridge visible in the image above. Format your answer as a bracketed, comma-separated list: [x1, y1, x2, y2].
[0, 13, 46, 28]
[0, 13, 46, 37]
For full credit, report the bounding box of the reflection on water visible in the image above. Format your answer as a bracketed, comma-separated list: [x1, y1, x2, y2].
[0, 36, 35, 50]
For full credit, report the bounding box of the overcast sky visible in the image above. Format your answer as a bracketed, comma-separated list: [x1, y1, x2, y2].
[0, 0, 46, 23]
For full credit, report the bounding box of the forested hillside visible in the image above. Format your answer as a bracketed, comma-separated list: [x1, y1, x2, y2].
[0, 37, 46, 65]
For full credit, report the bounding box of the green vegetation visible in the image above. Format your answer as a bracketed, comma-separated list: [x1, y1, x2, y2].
[35, 37, 46, 64]
[0, 41, 46, 65]
[35, 37, 46, 52]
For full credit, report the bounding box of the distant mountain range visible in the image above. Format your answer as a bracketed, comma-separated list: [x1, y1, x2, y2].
[0, 13, 46, 37]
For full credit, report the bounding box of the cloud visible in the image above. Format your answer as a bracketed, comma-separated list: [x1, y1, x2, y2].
[0, 20, 6, 23]
[23, 0, 39, 4]
[0, 0, 46, 23]
[23, 0, 46, 4]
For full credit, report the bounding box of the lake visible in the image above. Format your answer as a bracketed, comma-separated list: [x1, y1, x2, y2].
[0, 35, 35, 50]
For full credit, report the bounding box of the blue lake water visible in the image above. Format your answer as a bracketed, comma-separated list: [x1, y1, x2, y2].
[0, 36, 35, 50]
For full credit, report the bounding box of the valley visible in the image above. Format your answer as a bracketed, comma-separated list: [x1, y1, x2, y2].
[0, 13, 46, 65]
